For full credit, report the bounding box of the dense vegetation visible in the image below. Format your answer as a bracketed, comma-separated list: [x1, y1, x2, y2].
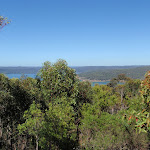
[79, 66, 150, 80]
[0, 59, 150, 150]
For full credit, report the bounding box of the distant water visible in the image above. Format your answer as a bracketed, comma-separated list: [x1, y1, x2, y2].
[5, 74, 111, 86]
[6, 74, 36, 79]
[91, 81, 110, 86]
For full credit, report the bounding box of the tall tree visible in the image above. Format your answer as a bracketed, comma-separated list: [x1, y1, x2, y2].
[38, 59, 79, 106]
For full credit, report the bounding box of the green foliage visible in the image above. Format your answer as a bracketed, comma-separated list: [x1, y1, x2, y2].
[38, 59, 79, 104]
[93, 85, 119, 112]
[137, 72, 150, 131]
[17, 60, 80, 149]
[77, 81, 93, 104]
[18, 101, 44, 135]
[80, 107, 148, 149]
[40, 97, 77, 149]
[18, 102, 44, 150]
[0, 74, 10, 103]
[0, 74, 35, 149]
[125, 79, 141, 98]
[125, 71, 150, 133]
[1, 61, 150, 149]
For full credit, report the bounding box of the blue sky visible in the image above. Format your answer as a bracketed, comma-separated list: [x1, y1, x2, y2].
[0, 0, 150, 66]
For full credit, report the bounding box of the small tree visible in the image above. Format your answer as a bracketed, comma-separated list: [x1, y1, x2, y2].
[18, 102, 44, 150]
[127, 71, 150, 133]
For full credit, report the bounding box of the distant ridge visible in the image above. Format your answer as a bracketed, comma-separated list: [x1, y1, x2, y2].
[0, 65, 150, 80]
[72, 65, 146, 74]
[78, 66, 150, 80]
[0, 65, 144, 74]
[0, 67, 42, 74]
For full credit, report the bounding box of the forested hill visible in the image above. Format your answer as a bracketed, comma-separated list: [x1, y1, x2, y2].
[0, 67, 41, 74]
[73, 65, 142, 74]
[0, 65, 142, 74]
[1, 66, 150, 80]
[78, 66, 150, 80]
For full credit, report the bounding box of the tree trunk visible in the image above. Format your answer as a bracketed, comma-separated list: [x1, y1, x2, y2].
[36, 135, 39, 150]
[120, 88, 124, 110]
[111, 107, 114, 114]
[0, 118, 2, 138]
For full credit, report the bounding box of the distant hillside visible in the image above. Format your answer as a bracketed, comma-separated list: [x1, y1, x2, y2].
[78, 66, 150, 80]
[72, 66, 142, 74]
[0, 66, 142, 74]
[0, 66, 150, 80]
[0, 67, 41, 74]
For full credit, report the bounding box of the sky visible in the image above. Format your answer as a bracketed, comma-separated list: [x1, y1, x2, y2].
[0, 0, 150, 66]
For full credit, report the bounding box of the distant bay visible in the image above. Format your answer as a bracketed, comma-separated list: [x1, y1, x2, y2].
[6, 74, 37, 79]
[5, 74, 111, 86]
[91, 81, 110, 86]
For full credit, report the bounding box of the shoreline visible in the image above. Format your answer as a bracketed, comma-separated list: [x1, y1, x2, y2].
[78, 77, 110, 82]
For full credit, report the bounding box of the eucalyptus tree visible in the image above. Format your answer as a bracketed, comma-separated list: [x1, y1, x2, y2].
[18, 60, 80, 149]
[38, 59, 79, 105]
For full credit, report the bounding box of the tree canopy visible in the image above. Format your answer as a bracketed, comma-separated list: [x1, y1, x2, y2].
[0, 60, 150, 149]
